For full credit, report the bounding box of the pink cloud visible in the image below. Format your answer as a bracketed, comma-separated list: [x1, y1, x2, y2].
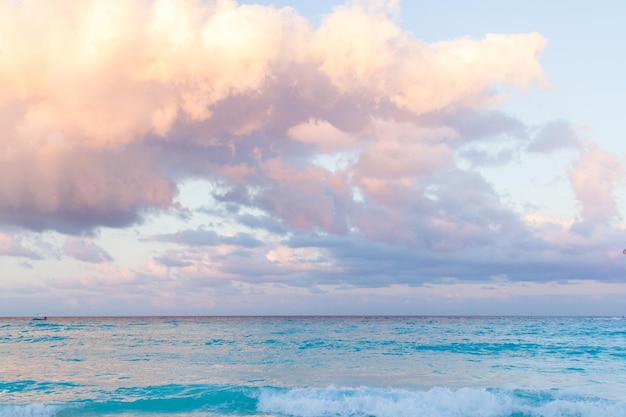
[1, 0, 303, 147]
[0, 144, 177, 232]
[257, 158, 353, 232]
[0, 0, 548, 240]
[288, 118, 359, 152]
[568, 147, 625, 225]
[0, 232, 39, 258]
[355, 139, 452, 182]
[63, 237, 112, 263]
[312, 6, 546, 114]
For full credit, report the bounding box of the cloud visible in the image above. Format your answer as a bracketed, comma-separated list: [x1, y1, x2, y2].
[63, 237, 113, 263]
[142, 218, 622, 294]
[254, 160, 354, 233]
[311, 6, 546, 114]
[236, 213, 289, 235]
[446, 110, 527, 143]
[457, 146, 518, 167]
[0, 145, 177, 233]
[152, 226, 262, 248]
[456, 116, 583, 169]
[0, 0, 547, 236]
[288, 118, 359, 153]
[154, 250, 195, 268]
[527, 120, 581, 153]
[0, 232, 40, 259]
[568, 146, 625, 228]
[12, 0, 626, 303]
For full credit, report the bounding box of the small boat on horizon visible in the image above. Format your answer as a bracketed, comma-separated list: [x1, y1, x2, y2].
[32, 314, 47, 321]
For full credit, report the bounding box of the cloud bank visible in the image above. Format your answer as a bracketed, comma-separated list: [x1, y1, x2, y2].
[1, 0, 625, 314]
[0, 0, 546, 232]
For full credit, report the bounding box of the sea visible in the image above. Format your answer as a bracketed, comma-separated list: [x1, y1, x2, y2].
[1, 316, 625, 417]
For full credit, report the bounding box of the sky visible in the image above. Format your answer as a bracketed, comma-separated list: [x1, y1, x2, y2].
[1, 0, 626, 316]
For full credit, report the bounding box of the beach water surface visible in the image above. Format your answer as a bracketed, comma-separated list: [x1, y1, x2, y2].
[1, 316, 625, 416]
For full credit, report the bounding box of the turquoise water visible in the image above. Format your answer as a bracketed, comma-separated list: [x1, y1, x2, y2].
[1, 316, 625, 416]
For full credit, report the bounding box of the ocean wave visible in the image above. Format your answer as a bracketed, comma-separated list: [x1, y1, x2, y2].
[2, 385, 626, 417]
[257, 386, 626, 417]
[0, 404, 62, 417]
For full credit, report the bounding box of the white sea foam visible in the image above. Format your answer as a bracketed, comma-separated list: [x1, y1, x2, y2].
[0, 404, 61, 417]
[256, 386, 626, 417]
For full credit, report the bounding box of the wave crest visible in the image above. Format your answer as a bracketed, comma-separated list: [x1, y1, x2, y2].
[257, 386, 626, 417]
